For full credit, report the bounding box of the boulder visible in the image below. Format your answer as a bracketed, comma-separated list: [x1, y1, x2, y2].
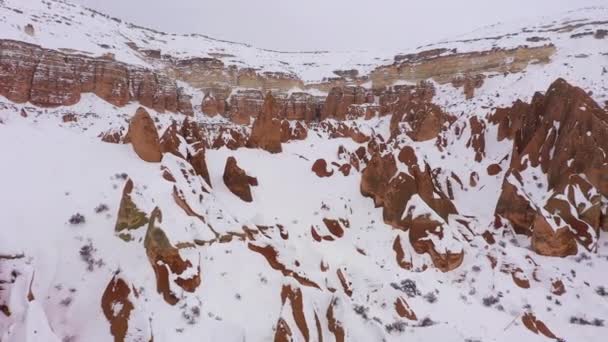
[312, 159, 334, 178]
[223, 156, 258, 202]
[126, 108, 162, 163]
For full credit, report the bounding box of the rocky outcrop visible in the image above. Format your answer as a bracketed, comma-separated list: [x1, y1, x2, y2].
[280, 120, 308, 142]
[159, 119, 211, 186]
[126, 108, 162, 163]
[101, 275, 134, 342]
[159, 121, 184, 158]
[321, 86, 373, 120]
[361, 144, 462, 271]
[223, 156, 258, 202]
[312, 159, 334, 178]
[386, 83, 451, 142]
[467, 116, 487, 162]
[0, 39, 191, 114]
[370, 45, 556, 89]
[248, 92, 283, 153]
[493, 78, 608, 256]
[452, 74, 486, 99]
[211, 126, 249, 150]
[115, 179, 149, 241]
[228, 89, 264, 124]
[201, 92, 222, 116]
[281, 92, 322, 121]
[144, 208, 201, 305]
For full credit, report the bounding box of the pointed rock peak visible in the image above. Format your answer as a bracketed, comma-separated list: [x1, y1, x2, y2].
[126, 107, 162, 163]
[248, 93, 283, 153]
[159, 120, 182, 158]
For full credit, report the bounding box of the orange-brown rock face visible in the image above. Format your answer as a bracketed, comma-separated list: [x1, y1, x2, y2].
[126, 107, 162, 163]
[101, 275, 134, 342]
[248, 92, 283, 153]
[467, 116, 487, 162]
[280, 120, 308, 143]
[361, 144, 462, 271]
[281, 92, 321, 121]
[390, 99, 450, 142]
[201, 92, 221, 116]
[377, 81, 451, 142]
[312, 159, 334, 178]
[379, 82, 436, 116]
[211, 126, 249, 150]
[190, 149, 212, 187]
[0, 40, 190, 114]
[493, 78, 608, 255]
[223, 156, 258, 202]
[144, 208, 201, 305]
[159, 121, 184, 158]
[228, 89, 265, 124]
[321, 86, 373, 120]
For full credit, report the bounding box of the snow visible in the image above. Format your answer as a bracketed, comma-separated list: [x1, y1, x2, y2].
[0, 1, 608, 342]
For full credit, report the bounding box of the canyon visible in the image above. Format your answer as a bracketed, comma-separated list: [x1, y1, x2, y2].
[0, 1, 608, 342]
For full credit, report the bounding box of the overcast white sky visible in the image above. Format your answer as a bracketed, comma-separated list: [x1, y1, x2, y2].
[72, 0, 606, 51]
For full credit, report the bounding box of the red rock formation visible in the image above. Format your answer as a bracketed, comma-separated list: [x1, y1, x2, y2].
[125, 107, 162, 163]
[189, 149, 212, 187]
[281, 92, 321, 121]
[159, 121, 184, 158]
[521, 313, 559, 339]
[378, 82, 436, 116]
[144, 208, 201, 305]
[395, 297, 417, 320]
[312, 159, 334, 178]
[493, 78, 608, 256]
[99, 127, 127, 144]
[202, 92, 221, 116]
[248, 243, 320, 288]
[326, 298, 345, 342]
[159, 120, 212, 187]
[0, 40, 190, 114]
[487, 164, 502, 176]
[223, 156, 258, 202]
[248, 92, 283, 153]
[228, 89, 264, 124]
[280, 120, 308, 143]
[317, 121, 370, 144]
[451, 74, 486, 99]
[390, 99, 450, 141]
[211, 126, 249, 150]
[361, 145, 462, 271]
[467, 116, 486, 162]
[101, 275, 134, 342]
[279, 285, 309, 341]
[321, 86, 373, 120]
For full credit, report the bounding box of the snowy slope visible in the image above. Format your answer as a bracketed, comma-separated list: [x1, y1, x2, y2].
[1, 1, 608, 342]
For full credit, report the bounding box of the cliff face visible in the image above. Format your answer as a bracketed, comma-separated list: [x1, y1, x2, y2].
[369, 45, 556, 88]
[0, 37, 558, 124]
[0, 40, 193, 114]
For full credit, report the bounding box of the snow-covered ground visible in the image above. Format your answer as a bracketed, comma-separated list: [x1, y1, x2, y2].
[1, 1, 608, 341]
[1, 98, 608, 341]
